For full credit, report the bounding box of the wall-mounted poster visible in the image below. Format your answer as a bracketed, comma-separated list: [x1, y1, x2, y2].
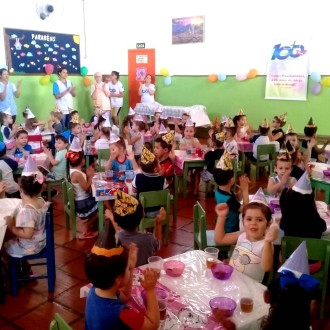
[172, 16, 204, 45]
[3, 27, 81, 74]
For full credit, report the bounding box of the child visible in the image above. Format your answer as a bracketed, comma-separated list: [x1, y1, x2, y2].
[107, 190, 165, 266]
[5, 158, 50, 258]
[1, 109, 19, 145]
[43, 134, 68, 181]
[90, 106, 100, 126]
[48, 106, 64, 134]
[66, 137, 98, 239]
[149, 109, 162, 136]
[23, 107, 45, 133]
[214, 189, 279, 282]
[279, 171, 326, 239]
[9, 129, 33, 157]
[62, 114, 85, 146]
[249, 119, 272, 161]
[223, 118, 238, 159]
[214, 151, 249, 233]
[266, 146, 296, 196]
[94, 117, 111, 150]
[302, 117, 329, 162]
[127, 116, 145, 162]
[0, 141, 20, 198]
[201, 132, 225, 182]
[233, 108, 253, 141]
[269, 112, 286, 147]
[84, 218, 160, 330]
[121, 107, 135, 140]
[174, 112, 190, 136]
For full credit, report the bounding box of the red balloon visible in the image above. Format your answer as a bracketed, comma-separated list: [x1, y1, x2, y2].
[45, 64, 54, 75]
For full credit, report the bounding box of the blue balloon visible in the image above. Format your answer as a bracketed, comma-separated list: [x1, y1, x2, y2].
[164, 76, 172, 86]
[218, 73, 226, 81]
[310, 71, 321, 83]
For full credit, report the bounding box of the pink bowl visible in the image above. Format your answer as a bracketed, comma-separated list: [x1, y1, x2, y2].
[209, 297, 237, 317]
[269, 200, 280, 214]
[141, 287, 168, 306]
[323, 170, 330, 178]
[163, 260, 185, 277]
[211, 263, 234, 280]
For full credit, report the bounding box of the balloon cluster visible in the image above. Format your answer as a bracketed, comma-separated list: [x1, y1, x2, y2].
[160, 67, 172, 86]
[207, 68, 258, 83]
[39, 63, 55, 86]
[309, 71, 330, 95]
[80, 66, 92, 86]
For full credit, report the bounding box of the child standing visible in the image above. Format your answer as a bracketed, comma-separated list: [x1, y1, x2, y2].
[1, 109, 19, 146]
[269, 113, 286, 146]
[66, 138, 98, 239]
[127, 116, 145, 163]
[214, 190, 279, 283]
[223, 118, 238, 159]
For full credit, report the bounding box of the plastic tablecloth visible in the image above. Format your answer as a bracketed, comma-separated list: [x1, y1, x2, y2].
[174, 150, 205, 170]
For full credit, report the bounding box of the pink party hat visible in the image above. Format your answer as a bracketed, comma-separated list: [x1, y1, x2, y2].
[159, 123, 167, 134]
[109, 132, 120, 144]
[250, 187, 268, 207]
[278, 241, 309, 277]
[69, 137, 82, 152]
[103, 117, 111, 128]
[135, 114, 144, 122]
[22, 155, 39, 176]
[185, 119, 194, 127]
[128, 107, 135, 116]
[292, 171, 312, 195]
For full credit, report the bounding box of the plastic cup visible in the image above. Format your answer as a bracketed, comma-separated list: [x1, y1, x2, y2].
[125, 170, 134, 183]
[204, 247, 219, 268]
[157, 291, 169, 320]
[105, 170, 113, 181]
[148, 256, 163, 278]
[240, 297, 253, 313]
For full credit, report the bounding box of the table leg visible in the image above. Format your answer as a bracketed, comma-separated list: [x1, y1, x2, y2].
[86, 155, 90, 168]
[98, 201, 104, 231]
[183, 163, 189, 198]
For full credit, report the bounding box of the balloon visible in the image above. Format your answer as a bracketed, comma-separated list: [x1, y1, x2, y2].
[310, 71, 321, 83]
[247, 68, 258, 79]
[39, 75, 50, 86]
[236, 73, 247, 81]
[44, 63, 54, 75]
[9, 68, 14, 73]
[50, 73, 57, 83]
[160, 67, 169, 76]
[164, 76, 172, 86]
[83, 76, 92, 86]
[80, 66, 88, 77]
[311, 83, 322, 95]
[208, 74, 218, 83]
[218, 73, 226, 81]
[320, 77, 330, 87]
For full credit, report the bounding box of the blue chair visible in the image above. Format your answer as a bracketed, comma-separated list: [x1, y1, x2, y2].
[8, 205, 56, 296]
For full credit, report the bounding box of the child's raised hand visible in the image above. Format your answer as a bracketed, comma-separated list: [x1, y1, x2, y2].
[264, 223, 279, 243]
[215, 203, 229, 218]
[237, 175, 250, 191]
[280, 172, 291, 184]
[86, 165, 95, 178]
[128, 243, 138, 270]
[139, 268, 158, 291]
[43, 146, 51, 155]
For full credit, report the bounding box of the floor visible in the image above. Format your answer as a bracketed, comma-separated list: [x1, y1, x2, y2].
[0, 176, 330, 329]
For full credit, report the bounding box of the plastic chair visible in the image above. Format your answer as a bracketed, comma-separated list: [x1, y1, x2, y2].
[8, 205, 56, 296]
[49, 313, 72, 330]
[97, 148, 110, 172]
[170, 174, 179, 225]
[139, 189, 171, 245]
[281, 236, 330, 319]
[193, 201, 232, 254]
[249, 144, 277, 180]
[28, 134, 43, 154]
[62, 180, 77, 238]
[46, 178, 65, 201]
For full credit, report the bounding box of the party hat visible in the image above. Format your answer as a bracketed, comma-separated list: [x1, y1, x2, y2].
[141, 146, 155, 164]
[91, 218, 123, 258]
[250, 187, 269, 207]
[22, 155, 39, 176]
[160, 113, 168, 120]
[237, 108, 245, 116]
[305, 117, 316, 128]
[185, 119, 194, 127]
[103, 117, 111, 128]
[159, 123, 167, 134]
[214, 117, 219, 127]
[221, 115, 228, 123]
[53, 105, 62, 113]
[70, 113, 80, 124]
[69, 136, 82, 152]
[109, 132, 120, 144]
[34, 126, 41, 134]
[114, 190, 139, 217]
[292, 171, 312, 194]
[259, 118, 269, 128]
[279, 112, 287, 123]
[215, 132, 225, 142]
[25, 107, 35, 119]
[285, 140, 295, 155]
[286, 124, 295, 134]
[135, 114, 144, 122]
[277, 143, 291, 161]
[128, 107, 135, 116]
[2, 108, 12, 116]
[216, 151, 233, 170]
[162, 130, 174, 145]
[224, 117, 235, 128]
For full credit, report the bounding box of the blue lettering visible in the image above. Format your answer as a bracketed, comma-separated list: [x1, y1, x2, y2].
[271, 42, 307, 60]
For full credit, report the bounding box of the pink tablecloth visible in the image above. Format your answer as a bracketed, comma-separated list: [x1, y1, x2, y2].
[237, 141, 253, 153]
[174, 150, 205, 170]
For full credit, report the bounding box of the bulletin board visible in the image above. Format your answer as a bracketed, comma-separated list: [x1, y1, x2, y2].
[3, 27, 81, 74]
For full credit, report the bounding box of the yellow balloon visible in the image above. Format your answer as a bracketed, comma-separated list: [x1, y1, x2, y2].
[160, 67, 169, 76]
[320, 77, 330, 87]
[73, 35, 80, 44]
[9, 68, 14, 73]
[39, 75, 50, 86]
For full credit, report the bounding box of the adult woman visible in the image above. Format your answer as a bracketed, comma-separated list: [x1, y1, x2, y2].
[90, 72, 111, 116]
[138, 74, 156, 103]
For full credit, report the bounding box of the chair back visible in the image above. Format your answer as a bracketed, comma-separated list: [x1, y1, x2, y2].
[62, 180, 77, 237]
[28, 134, 43, 153]
[193, 201, 207, 250]
[257, 144, 276, 158]
[139, 189, 171, 210]
[97, 148, 110, 171]
[49, 313, 72, 330]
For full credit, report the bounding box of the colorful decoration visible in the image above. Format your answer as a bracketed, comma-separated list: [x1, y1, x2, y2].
[80, 66, 88, 77]
[83, 76, 92, 86]
[44, 63, 54, 74]
[310, 71, 321, 83]
[164, 76, 172, 86]
[236, 73, 247, 81]
[160, 67, 169, 76]
[39, 75, 50, 86]
[320, 77, 330, 87]
[217, 73, 226, 81]
[216, 151, 233, 170]
[311, 83, 322, 95]
[247, 68, 258, 79]
[141, 146, 156, 164]
[208, 74, 218, 83]
[162, 131, 174, 144]
[114, 190, 139, 216]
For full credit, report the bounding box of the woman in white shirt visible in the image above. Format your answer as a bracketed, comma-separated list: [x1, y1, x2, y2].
[138, 74, 156, 103]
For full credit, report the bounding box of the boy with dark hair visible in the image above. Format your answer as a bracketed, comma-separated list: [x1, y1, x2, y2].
[84, 216, 160, 330]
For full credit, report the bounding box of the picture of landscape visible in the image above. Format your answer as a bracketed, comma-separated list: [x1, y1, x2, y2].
[172, 16, 204, 45]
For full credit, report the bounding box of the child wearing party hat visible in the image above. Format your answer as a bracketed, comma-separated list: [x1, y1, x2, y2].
[233, 108, 253, 141]
[215, 187, 279, 282]
[223, 117, 238, 160]
[94, 117, 111, 150]
[1, 108, 20, 146]
[127, 117, 146, 163]
[48, 105, 64, 134]
[84, 217, 160, 330]
[23, 107, 45, 134]
[269, 112, 287, 147]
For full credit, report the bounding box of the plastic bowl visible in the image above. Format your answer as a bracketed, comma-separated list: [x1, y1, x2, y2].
[209, 297, 237, 317]
[269, 199, 280, 214]
[141, 287, 168, 306]
[163, 260, 185, 277]
[211, 263, 234, 280]
[323, 170, 330, 178]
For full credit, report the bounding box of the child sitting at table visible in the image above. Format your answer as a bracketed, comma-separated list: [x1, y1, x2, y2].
[214, 189, 279, 282]
[223, 118, 238, 160]
[84, 218, 160, 330]
[61, 113, 85, 146]
[173, 112, 190, 136]
[127, 115, 145, 163]
[266, 146, 296, 196]
[121, 107, 135, 139]
[149, 109, 162, 133]
[269, 112, 286, 147]
[23, 107, 45, 134]
[1, 109, 20, 146]
[48, 106, 64, 134]
[94, 117, 111, 150]
[106, 190, 165, 266]
[66, 137, 98, 239]
[8, 129, 33, 158]
[233, 108, 253, 141]
[0, 141, 20, 198]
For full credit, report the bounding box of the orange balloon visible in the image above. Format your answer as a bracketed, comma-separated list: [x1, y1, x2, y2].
[247, 69, 258, 79]
[208, 74, 218, 83]
[83, 76, 92, 86]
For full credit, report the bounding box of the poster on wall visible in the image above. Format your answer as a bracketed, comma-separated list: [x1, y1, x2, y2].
[3, 27, 81, 74]
[172, 16, 204, 45]
[265, 40, 309, 101]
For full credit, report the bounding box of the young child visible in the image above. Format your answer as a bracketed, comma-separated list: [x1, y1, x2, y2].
[121, 107, 135, 140]
[266, 146, 296, 196]
[174, 112, 190, 136]
[149, 109, 162, 136]
[94, 117, 111, 150]
[107, 190, 165, 266]
[48, 106, 64, 134]
[90, 106, 100, 126]
[9, 129, 33, 158]
[223, 118, 238, 160]
[233, 109, 253, 141]
[62, 114, 85, 145]
[269, 112, 286, 147]
[66, 137, 98, 239]
[23, 107, 45, 133]
[5, 158, 50, 258]
[84, 218, 160, 330]
[127, 116, 145, 162]
[43, 135, 68, 181]
[214, 151, 249, 233]
[201, 132, 225, 182]
[214, 189, 279, 282]
[0, 141, 20, 198]
[1, 109, 19, 146]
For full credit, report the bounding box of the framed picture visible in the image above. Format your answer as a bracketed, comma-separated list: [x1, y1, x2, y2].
[172, 16, 205, 45]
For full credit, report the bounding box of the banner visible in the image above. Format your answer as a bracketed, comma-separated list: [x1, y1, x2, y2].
[265, 41, 309, 101]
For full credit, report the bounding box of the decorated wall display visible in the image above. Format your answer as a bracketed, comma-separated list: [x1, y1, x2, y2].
[3, 27, 81, 74]
[172, 16, 204, 45]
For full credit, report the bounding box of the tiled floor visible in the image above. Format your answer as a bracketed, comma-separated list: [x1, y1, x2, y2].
[0, 177, 330, 329]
